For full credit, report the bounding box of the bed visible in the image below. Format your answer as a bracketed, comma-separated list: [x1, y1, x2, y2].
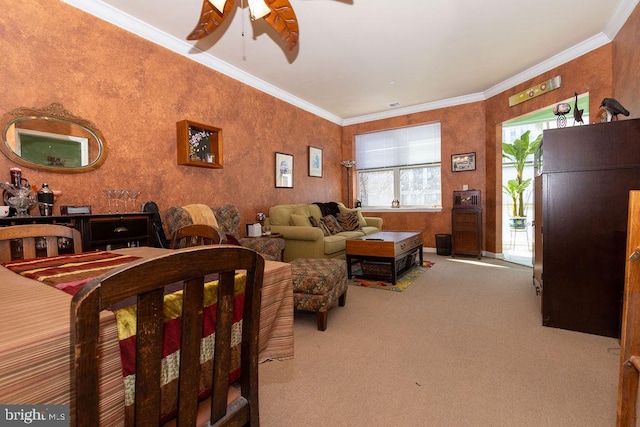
[0, 246, 293, 426]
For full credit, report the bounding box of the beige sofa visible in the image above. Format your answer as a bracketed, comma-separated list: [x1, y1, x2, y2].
[267, 202, 383, 262]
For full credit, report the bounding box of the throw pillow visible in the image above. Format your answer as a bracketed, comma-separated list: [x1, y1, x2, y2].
[338, 206, 367, 228]
[290, 213, 312, 227]
[309, 216, 319, 227]
[317, 221, 331, 236]
[336, 211, 361, 231]
[319, 215, 343, 235]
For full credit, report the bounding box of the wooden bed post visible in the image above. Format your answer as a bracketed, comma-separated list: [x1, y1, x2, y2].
[617, 190, 640, 426]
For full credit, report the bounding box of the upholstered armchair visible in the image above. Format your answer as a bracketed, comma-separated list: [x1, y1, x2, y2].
[164, 203, 284, 262]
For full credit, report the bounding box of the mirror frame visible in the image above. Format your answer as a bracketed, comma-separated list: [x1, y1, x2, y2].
[0, 103, 107, 173]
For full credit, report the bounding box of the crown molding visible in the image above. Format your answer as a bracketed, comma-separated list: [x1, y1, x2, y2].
[482, 32, 611, 99]
[61, 0, 637, 127]
[605, 0, 640, 38]
[60, 0, 343, 125]
[341, 93, 485, 126]
[344, 30, 612, 125]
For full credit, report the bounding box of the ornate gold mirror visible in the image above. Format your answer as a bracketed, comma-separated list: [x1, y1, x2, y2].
[0, 103, 107, 173]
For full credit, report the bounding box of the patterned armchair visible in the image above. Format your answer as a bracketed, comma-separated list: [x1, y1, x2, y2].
[165, 203, 284, 262]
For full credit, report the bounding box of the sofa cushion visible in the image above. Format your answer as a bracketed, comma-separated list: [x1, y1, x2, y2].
[308, 204, 323, 220]
[269, 204, 308, 226]
[335, 230, 366, 239]
[291, 214, 312, 227]
[361, 226, 380, 235]
[293, 206, 311, 217]
[336, 211, 361, 231]
[339, 206, 368, 228]
[324, 235, 347, 255]
[320, 215, 343, 235]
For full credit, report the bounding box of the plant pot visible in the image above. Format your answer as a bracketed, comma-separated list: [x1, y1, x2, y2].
[509, 217, 527, 229]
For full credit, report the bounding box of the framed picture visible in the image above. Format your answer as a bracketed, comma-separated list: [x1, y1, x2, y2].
[451, 152, 476, 172]
[308, 146, 323, 177]
[275, 152, 294, 188]
[176, 120, 223, 169]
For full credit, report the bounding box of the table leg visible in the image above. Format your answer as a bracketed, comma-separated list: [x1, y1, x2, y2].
[391, 259, 397, 284]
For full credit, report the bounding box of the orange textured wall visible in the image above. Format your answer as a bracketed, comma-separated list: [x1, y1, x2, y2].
[343, 45, 616, 254]
[343, 44, 614, 254]
[613, 3, 640, 118]
[0, 1, 342, 229]
[342, 102, 486, 249]
[483, 45, 613, 253]
[2, 1, 639, 253]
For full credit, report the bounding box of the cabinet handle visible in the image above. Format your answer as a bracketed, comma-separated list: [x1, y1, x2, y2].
[114, 227, 129, 234]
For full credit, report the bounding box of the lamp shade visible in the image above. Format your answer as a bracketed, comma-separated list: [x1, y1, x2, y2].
[248, 0, 271, 20]
[211, 0, 228, 14]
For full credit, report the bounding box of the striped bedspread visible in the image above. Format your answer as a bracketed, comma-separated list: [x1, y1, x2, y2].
[4, 251, 245, 423]
[0, 247, 294, 425]
[2, 251, 141, 295]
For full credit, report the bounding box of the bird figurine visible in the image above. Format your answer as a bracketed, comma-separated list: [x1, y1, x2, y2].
[573, 92, 584, 125]
[600, 98, 630, 121]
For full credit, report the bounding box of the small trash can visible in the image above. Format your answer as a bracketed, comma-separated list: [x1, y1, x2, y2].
[435, 233, 452, 256]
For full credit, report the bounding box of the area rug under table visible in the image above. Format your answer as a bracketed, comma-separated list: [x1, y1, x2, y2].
[349, 261, 434, 292]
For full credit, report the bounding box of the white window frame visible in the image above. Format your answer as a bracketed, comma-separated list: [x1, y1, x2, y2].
[355, 122, 442, 212]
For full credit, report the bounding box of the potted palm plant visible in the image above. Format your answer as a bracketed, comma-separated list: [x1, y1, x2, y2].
[502, 130, 542, 229]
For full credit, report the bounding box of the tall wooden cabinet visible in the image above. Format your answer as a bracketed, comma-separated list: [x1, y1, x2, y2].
[535, 119, 640, 338]
[452, 190, 482, 259]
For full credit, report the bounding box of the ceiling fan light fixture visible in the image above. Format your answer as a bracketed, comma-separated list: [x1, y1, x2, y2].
[248, 0, 271, 20]
[211, 0, 228, 14]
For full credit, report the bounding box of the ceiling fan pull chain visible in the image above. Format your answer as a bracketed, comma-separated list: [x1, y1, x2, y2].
[241, 0, 247, 60]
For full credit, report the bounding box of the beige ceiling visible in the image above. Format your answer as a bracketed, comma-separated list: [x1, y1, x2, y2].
[63, 0, 638, 125]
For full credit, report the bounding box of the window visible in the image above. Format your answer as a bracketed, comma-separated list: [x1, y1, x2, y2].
[355, 122, 441, 209]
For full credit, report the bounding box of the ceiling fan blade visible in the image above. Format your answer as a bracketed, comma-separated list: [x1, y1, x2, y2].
[263, 0, 299, 50]
[186, 0, 234, 40]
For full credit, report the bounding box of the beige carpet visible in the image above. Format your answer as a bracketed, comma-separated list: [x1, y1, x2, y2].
[258, 256, 621, 426]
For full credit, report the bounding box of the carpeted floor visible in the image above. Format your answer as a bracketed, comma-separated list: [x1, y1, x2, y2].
[259, 255, 621, 426]
[350, 261, 435, 292]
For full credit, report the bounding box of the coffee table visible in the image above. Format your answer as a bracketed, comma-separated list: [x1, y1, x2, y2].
[345, 231, 423, 284]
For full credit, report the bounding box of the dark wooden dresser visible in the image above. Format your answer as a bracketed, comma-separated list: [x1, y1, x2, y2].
[536, 118, 640, 338]
[451, 190, 482, 259]
[0, 212, 153, 252]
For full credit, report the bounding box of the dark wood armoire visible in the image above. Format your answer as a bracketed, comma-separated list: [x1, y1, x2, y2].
[534, 118, 640, 338]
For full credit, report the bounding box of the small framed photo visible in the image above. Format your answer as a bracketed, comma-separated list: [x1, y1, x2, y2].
[451, 152, 476, 172]
[308, 146, 323, 177]
[176, 120, 222, 169]
[275, 152, 294, 188]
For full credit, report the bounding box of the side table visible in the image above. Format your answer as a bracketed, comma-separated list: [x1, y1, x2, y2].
[243, 233, 285, 261]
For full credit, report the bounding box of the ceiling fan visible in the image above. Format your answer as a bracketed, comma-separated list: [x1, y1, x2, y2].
[187, 0, 299, 51]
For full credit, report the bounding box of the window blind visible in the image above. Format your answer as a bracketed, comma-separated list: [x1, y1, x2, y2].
[355, 122, 441, 170]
